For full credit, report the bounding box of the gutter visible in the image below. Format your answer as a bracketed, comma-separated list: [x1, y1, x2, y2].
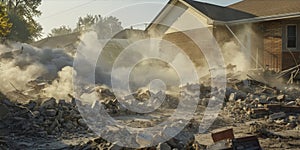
[213, 12, 300, 25]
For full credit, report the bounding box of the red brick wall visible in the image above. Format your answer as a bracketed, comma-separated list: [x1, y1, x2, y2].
[263, 21, 283, 71]
[282, 52, 300, 70]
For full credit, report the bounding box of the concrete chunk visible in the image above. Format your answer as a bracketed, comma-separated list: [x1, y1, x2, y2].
[276, 95, 285, 101]
[229, 93, 236, 101]
[269, 112, 286, 121]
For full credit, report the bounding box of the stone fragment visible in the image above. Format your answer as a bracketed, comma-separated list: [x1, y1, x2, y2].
[109, 143, 122, 150]
[288, 116, 297, 122]
[157, 143, 171, 150]
[45, 109, 57, 117]
[286, 101, 296, 106]
[168, 130, 195, 149]
[296, 98, 300, 106]
[229, 93, 236, 101]
[41, 98, 57, 108]
[136, 133, 152, 147]
[26, 100, 37, 110]
[78, 119, 86, 127]
[276, 95, 285, 101]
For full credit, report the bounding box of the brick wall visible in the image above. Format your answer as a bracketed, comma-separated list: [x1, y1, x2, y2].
[263, 21, 283, 71]
[282, 52, 300, 70]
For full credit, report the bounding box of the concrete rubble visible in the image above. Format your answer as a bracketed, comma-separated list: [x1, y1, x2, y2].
[0, 87, 203, 149]
[0, 72, 299, 149]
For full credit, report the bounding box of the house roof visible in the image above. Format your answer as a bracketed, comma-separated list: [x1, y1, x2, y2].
[147, 0, 300, 30]
[229, 0, 300, 17]
[146, 0, 256, 31]
[183, 0, 255, 21]
[32, 32, 81, 49]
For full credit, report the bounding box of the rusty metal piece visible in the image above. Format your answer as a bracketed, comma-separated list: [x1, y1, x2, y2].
[211, 128, 235, 143]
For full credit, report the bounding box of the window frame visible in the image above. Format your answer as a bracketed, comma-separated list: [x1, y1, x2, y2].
[286, 24, 297, 49]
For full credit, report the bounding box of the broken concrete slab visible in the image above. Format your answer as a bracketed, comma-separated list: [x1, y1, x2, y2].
[281, 106, 300, 113]
[232, 136, 262, 150]
[266, 104, 281, 113]
[269, 112, 286, 121]
[248, 108, 269, 118]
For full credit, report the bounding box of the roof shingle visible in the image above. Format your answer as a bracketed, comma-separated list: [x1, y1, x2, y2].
[229, 0, 300, 17]
[184, 0, 255, 21]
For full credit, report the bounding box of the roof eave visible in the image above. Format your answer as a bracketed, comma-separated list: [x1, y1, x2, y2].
[180, 0, 215, 25]
[145, 0, 179, 31]
[213, 12, 300, 25]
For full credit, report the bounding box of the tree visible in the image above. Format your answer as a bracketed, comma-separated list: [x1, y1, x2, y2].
[74, 14, 96, 32]
[2, 0, 43, 42]
[7, 13, 31, 42]
[49, 25, 73, 37]
[0, 3, 12, 38]
[94, 15, 123, 39]
[74, 14, 123, 39]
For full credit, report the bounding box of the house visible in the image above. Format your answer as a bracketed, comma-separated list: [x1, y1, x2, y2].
[146, 0, 300, 72]
[32, 32, 81, 51]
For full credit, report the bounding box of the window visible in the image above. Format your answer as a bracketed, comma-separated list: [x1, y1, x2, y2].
[287, 25, 297, 48]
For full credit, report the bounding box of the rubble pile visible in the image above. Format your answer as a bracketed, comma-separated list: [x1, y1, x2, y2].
[0, 95, 93, 149]
[0, 87, 204, 149]
[0, 76, 300, 149]
[224, 79, 300, 126]
[70, 117, 206, 150]
[0, 98, 89, 135]
[71, 124, 203, 150]
[96, 87, 182, 116]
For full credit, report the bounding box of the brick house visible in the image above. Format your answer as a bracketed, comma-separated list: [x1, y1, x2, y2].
[146, 0, 300, 72]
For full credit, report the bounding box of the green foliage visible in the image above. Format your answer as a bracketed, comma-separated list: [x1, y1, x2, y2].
[74, 14, 123, 39]
[94, 15, 123, 39]
[74, 14, 97, 32]
[2, 0, 43, 42]
[6, 13, 30, 42]
[49, 25, 72, 37]
[0, 3, 12, 38]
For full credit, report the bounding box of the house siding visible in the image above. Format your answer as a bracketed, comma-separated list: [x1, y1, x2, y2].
[161, 29, 208, 68]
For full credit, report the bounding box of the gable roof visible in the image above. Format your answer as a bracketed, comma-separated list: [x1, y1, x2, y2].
[229, 0, 300, 17]
[184, 0, 255, 22]
[146, 0, 255, 31]
[147, 0, 300, 30]
[32, 32, 81, 49]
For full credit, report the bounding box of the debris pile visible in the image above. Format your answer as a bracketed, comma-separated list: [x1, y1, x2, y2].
[224, 79, 300, 127]
[71, 124, 202, 150]
[0, 95, 92, 149]
[0, 88, 203, 149]
[0, 71, 300, 149]
[208, 128, 262, 150]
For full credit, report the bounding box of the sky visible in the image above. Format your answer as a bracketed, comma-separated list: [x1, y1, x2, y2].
[37, 0, 242, 38]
